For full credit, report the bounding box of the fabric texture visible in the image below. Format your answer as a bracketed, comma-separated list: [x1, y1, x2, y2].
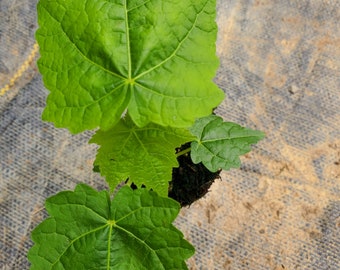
[0, 0, 339, 269]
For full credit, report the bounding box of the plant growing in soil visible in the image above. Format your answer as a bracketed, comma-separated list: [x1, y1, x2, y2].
[28, 0, 264, 269]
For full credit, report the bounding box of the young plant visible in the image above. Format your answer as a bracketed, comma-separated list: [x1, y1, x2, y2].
[28, 0, 264, 269]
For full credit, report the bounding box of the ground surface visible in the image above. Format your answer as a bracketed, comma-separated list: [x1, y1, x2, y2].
[0, 0, 339, 269]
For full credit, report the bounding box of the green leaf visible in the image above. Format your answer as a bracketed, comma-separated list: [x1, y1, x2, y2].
[36, 0, 224, 133]
[190, 115, 265, 172]
[90, 115, 194, 196]
[28, 184, 195, 270]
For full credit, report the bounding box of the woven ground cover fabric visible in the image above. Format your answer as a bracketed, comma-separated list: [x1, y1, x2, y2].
[1, 0, 339, 269]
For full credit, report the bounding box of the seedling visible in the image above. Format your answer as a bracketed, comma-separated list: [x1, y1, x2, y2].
[28, 0, 264, 269]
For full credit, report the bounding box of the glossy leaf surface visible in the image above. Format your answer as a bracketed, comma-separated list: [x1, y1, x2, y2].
[190, 115, 265, 172]
[37, 0, 224, 133]
[90, 115, 194, 196]
[28, 184, 194, 269]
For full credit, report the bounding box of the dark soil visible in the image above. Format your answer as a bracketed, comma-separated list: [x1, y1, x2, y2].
[168, 143, 221, 207]
[129, 142, 221, 207]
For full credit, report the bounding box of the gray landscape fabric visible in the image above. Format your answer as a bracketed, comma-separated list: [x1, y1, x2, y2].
[1, 0, 339, 269]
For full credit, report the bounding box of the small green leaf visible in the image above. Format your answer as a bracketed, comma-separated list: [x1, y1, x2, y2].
[90, 115, 194, 196]
[28, 184, 195, 270]
[37, 0, 224, 133]
[190, 115, 265, 172]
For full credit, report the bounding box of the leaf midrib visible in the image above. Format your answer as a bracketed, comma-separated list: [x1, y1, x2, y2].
[124, 0, 132, 80]
[43, 0, 211, 108]
[51, 205, 174, 269]
[133, 1, 209, 81]
[200, 135, 264, 143]
[114, 223, 166, 270]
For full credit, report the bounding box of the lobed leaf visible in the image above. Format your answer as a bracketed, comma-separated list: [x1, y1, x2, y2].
[28, 183, 195, 269]
[90, 115, 194, 196]
[36, 0, 224, 133]
[190, 115, 265, 172]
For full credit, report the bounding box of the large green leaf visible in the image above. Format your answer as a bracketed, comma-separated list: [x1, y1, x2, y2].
[37, 0, 224, 133]
[90, 115, 194, 196]
[28, 184, 195, 270]
[190, 115, 265, 172]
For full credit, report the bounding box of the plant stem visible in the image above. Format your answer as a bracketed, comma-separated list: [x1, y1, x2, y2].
[176, 147, 191, 157]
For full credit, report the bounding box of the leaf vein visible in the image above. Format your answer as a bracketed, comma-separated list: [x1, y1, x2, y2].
[41, 5, 126, 80]
[114, 224, 166, 270]
[124, 0, 132, 79]
[127, 0, 151, 12]
[51, 223, 108, 267]
[134, 1, 209, 80]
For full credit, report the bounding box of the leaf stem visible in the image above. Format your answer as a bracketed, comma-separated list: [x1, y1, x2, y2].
[176, 147, 191, 157]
